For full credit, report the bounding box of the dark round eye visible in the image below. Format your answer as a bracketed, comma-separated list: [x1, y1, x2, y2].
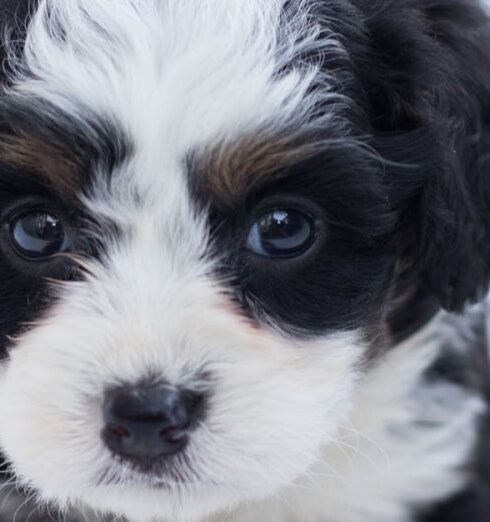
[246, 209, 317, 258]
[9, 210, 67, 259]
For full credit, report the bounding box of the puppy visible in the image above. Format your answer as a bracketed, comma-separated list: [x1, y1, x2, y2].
[0, 1, 489, 521]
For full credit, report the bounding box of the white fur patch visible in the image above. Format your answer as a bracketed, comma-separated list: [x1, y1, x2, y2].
[223, 312, 485, 522]
[6, 0, 346, 161]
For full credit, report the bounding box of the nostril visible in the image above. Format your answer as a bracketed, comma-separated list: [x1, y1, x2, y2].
[106, 424, 131, 439]
[160, 426, 187, 443]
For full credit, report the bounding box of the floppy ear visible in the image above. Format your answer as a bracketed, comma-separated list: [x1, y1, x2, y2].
[362, 0, 490, 311]
[412, 1, 490, 312]
[416, 130, 490, 311]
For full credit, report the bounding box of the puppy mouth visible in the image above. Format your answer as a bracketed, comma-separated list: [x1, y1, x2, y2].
[95, 450, 202, 489]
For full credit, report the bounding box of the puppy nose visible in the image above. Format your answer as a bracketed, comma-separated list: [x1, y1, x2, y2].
[102, 386, 204, 463]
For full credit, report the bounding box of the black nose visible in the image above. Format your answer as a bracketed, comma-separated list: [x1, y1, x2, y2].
[102, 385, 204, 464]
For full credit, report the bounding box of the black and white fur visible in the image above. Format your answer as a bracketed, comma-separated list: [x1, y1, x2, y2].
[0, 1, 489, 521]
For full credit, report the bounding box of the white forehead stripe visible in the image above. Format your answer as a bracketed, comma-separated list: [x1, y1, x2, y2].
[7, 0, 343, 154]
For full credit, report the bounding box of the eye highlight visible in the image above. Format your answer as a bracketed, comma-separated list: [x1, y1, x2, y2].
[9, 210, 68, 259]
[246, 209, 317, 258]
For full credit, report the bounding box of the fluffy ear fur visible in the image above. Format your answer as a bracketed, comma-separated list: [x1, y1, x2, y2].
[417, 121, 490, 311]
[360, 0, 490, 311]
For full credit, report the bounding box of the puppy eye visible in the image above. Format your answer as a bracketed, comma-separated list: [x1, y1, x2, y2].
[246, 209, 316, 258]
[9, 210, 69, 259]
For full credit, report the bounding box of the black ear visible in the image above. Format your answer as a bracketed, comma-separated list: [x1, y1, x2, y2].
[416, 131, 490, 311]
[361, 0, 490, 311]
[413, 1, 490, 311]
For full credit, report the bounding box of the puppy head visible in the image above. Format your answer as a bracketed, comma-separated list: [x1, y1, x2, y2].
[0, 1, 488, 521]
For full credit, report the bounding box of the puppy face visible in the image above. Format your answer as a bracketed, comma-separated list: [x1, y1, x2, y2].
[0, 1, 488, 521]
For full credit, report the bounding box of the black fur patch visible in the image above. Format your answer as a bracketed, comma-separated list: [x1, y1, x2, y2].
[192, 138, 398, 336]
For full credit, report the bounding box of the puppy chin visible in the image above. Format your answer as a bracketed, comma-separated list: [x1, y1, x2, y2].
[84, 485, 245, 522]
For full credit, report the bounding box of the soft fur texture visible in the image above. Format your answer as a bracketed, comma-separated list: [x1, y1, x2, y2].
[0, 1, 488, 521]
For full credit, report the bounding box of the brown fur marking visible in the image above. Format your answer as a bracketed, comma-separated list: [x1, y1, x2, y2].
[197, 132, 324, 206]
[0, 134, 79, 193]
